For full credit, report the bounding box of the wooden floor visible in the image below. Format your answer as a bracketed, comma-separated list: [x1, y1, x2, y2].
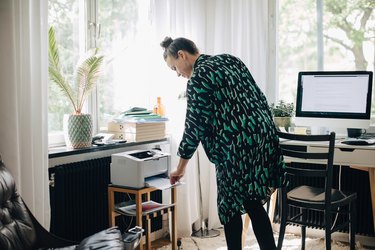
[145, 236, 173, 250]
[139, 229, 375, 250]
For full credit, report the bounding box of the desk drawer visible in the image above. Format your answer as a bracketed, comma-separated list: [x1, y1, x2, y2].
[309, 146, 375, 167]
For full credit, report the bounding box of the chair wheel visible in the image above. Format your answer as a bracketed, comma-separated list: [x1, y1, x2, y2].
[177, 239, 182, 249]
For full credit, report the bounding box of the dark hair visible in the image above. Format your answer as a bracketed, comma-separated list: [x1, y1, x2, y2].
[160, 36, 199, 59]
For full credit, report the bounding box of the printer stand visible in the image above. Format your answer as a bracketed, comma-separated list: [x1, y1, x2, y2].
[108, 185, 177, 250]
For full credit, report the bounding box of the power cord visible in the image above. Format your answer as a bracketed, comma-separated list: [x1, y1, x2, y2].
[119, 193, 135, 232]
[331, 165, 341, 231]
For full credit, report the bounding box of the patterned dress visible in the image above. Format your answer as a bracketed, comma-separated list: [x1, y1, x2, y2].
[177, 54, 286, 225]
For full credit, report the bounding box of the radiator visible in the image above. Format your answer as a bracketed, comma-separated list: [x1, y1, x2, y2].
[49, 157, 163, 241]
[274, 164, 374, 236]
[49, 157, 111, 241]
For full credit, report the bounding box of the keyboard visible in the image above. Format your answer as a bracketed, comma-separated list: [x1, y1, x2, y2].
[341, 134, 375, 146]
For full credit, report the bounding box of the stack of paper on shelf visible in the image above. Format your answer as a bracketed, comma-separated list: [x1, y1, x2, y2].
[108, 108, 168, 142]
[115, 200, 174, 216]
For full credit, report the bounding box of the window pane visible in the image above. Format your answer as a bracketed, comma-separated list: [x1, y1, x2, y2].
[278, 0, 317, 103]
[48, 0, 82, 133]
[278, 0, 375, 124]
[97, 0, 140, 129]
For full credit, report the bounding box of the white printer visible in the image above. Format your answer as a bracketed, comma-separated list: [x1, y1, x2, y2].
[110, 149, 171, 188]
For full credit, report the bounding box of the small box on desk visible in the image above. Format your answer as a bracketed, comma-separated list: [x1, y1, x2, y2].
[288, 127, 308, 135]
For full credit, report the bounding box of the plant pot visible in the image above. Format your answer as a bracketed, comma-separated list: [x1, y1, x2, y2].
[63, 114, 93, 149]
[274, 117, 291, 131]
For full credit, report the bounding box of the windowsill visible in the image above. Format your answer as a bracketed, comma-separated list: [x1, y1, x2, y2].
[48, 138, 168, 159]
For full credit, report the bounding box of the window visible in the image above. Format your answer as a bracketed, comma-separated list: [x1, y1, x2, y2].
[278, 0, 375, 124]
[48, 0, 153, 146]
[48, 0, 84, 145]
[97, 0, 144, 130]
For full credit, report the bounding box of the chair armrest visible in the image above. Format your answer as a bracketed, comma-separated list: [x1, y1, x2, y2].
[23, 199, 78, 249]
[77, 227, 125, 250]
[23, 200, 124, 250]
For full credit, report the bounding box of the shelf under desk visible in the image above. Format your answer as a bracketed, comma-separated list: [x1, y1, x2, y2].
[107, 185, 177, 250]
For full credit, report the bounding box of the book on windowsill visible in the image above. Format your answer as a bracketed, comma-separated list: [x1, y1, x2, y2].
[108, 121, 166, 142]
[115, 200, 174, 216]
[108, 121, 166, 133]
[111, 131, 166, 142]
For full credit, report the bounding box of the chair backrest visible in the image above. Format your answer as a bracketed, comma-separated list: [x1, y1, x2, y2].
[276, 131, 336, 204]
[0, 159, 37, 250]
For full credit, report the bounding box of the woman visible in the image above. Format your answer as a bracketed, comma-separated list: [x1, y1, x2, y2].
[161, 36, 286, 250]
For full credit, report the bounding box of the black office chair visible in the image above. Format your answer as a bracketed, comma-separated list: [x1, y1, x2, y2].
[276, 131, 357, 250]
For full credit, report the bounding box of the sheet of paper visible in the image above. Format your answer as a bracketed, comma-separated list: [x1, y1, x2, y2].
[144, 176, 183, 190]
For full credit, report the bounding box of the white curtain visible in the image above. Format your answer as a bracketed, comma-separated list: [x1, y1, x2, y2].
[0, 0, 49, 227]
[150, 0, 276, 237]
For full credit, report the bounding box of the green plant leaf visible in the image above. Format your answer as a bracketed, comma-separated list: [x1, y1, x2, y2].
[76, 52, 104, 113]
[271, 100, 295, 117]
[48, 26, 104, 115]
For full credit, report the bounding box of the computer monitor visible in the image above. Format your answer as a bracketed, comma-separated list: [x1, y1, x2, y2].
[294, 71, 373, 130]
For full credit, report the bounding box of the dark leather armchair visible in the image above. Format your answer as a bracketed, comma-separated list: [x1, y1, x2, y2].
[0, 158, 127, 250]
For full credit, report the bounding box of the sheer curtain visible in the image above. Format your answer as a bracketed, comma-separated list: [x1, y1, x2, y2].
[0, 0, 49, 227]
[150, 0, 276, 237]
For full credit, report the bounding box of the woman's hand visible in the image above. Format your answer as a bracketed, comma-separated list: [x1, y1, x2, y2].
[170, 158, 189, 184]
[170, 169, 184, 184]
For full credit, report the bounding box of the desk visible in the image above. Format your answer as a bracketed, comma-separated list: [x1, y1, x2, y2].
[108, 185, 177, 250]
[280, 139, 375, 231]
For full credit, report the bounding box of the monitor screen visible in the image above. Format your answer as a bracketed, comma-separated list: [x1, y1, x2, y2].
[294, 71, 373, 129]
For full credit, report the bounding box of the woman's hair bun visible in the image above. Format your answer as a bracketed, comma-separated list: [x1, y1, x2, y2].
[160, 37, 173, 49]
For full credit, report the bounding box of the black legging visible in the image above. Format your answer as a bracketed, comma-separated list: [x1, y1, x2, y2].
[224, 199, 277, 250]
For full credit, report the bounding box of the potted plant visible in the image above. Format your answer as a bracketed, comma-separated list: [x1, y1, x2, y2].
[270, 100, 295, 131]
[48, 26, 104, 148]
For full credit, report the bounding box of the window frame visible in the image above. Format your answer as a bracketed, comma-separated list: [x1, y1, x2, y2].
[48, 0, 100, 147]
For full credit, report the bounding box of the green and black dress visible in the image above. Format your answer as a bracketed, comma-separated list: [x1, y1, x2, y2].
[177, 54, 286, 225]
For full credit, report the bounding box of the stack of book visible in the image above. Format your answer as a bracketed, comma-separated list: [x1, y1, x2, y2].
[108, 108, 167, 142]
[108, 121, 166, 142]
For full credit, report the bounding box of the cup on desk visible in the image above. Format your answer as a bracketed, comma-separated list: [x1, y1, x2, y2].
[347, 128, 366, 138]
